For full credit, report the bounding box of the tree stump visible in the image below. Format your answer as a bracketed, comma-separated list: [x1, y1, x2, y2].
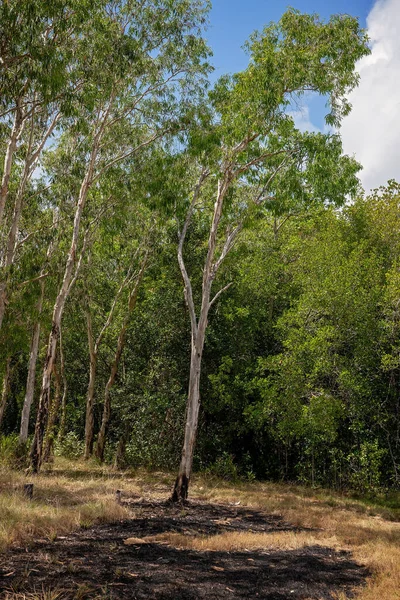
[24, 483, 34, 499]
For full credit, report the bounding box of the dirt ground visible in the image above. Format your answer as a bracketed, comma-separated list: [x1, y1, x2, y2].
[0, 498, 369, 599]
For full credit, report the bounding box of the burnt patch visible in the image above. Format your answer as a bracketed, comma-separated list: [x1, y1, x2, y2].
[0, 500, 369, 599]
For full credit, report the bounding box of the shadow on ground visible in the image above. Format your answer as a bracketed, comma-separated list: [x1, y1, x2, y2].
[0, 500, 369, 599]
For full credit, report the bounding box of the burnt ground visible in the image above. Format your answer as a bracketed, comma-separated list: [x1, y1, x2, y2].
[0, 499, 369, 599]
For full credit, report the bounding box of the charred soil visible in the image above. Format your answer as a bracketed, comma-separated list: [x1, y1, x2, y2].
[0, 499, 369, 599]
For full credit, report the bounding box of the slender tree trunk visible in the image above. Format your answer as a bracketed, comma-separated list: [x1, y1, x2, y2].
[84, 308, 97, 459]
[0, 102, 24, 228]
[96, 261, 147, 462]
[57, 326, 68, 442]
[30, 147, 98, 473]
[84, 255, 134, 458]
[172, 173, 238, 502]
[114, 433, 127, 469]
[43, 362, 61, 462]
[0, 109, 58, 330]
[0, 358, 12, 429]
[172, 340, 204, 501]
[19, 280, 45, 442]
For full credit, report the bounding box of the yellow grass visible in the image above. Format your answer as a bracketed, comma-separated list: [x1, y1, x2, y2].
[189, 477, 400, 600]
[0, 457, 170, 552]
[0, 459, 400, 599]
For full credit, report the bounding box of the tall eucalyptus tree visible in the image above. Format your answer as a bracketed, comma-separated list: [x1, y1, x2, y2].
[172, 9, 369, 501]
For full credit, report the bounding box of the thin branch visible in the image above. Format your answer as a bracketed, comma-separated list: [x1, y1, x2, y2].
[177, 168, 209, 336]
[213, 222, 243, 275]
[254, 151, 297, 205]
[29, 111, 61, 166]
[233, 148, 288, 178]
[209, 282, 233, 309]
[17, 272, 49, 288]
[67, 200, 112, 294]
[232, 133, 260, 155]
[91, 130, 166, 183]
[94, 252, 141, 352]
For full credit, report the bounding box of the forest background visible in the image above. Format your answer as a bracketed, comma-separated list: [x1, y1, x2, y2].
[0, 0, 399, 497]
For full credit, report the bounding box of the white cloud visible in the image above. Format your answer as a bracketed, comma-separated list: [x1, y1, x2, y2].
[287, 105, 321, 134]
[341, 0, 400, 192]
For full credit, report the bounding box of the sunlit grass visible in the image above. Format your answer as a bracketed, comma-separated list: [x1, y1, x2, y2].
[190, 476, 400, 600]
[1, 459, 400, 599]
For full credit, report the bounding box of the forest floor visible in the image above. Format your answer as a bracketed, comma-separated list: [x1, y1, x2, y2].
[0, 459, 399, 600]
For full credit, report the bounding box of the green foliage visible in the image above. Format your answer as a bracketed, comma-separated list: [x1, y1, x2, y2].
[0, 435, 29, 470]
[206, 452, 240, 482]
[54, 432, 84, 460]
[348, 441, 387, 494]
[1, 4, 398, 495]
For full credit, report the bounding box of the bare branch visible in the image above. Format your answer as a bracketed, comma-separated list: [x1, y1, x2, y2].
[177, 168, 209, 336]
[209, 282, 233, 309]
[94, 252, 141, 352]
[232, 133, 259, 154]
[67, 199, 112, 294]
[213, 222, 243, 275]
[17, 272, 49, 288]
[254, 151, 297, 205]
[29, 111, 61, 167]
[233, 148, 288, 179]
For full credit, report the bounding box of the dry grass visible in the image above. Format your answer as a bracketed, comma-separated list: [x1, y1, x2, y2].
[189, 477, 400, 600]
[140, 529, 337, 552]
[1, 460, 400, 599]
[0, 457, 171, 552]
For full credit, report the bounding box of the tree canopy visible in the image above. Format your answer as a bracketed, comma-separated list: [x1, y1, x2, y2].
[1, 2, 399, 494]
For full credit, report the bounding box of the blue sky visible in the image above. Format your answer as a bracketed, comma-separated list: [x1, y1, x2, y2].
[206, 0, 400, 192]
[207, 0, 374, 79]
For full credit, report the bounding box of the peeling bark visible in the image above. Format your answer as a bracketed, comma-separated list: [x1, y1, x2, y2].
[0, 358, 12, 429]
[43, 361, 61, 463]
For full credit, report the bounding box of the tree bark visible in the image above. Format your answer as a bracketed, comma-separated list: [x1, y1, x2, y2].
[30, 141, 99, 473]
[0, 101, 24, 229]
[0, 109, 59, 330]
[172, 341, 203, 501]
[172, 174, 233, 501]
[84, 307, 97, 458]
[95, 259, 147, 462]
[57, 326, 68, 442]
[114, 433, 127, 469]
[19, 280, 45, 442]
[43, 361, 61, 462]
[0, 358, 12, 429]
[84, 265, 132, 458]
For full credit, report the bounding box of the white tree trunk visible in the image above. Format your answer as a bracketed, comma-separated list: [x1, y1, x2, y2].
[19, 281, 45, 442]
[172, 336, 204, 500]
[0, 102, 24, 228]
[30, 155, 96, 472]
[0, 109, 59, 330]
[172, 174, 232, 501]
